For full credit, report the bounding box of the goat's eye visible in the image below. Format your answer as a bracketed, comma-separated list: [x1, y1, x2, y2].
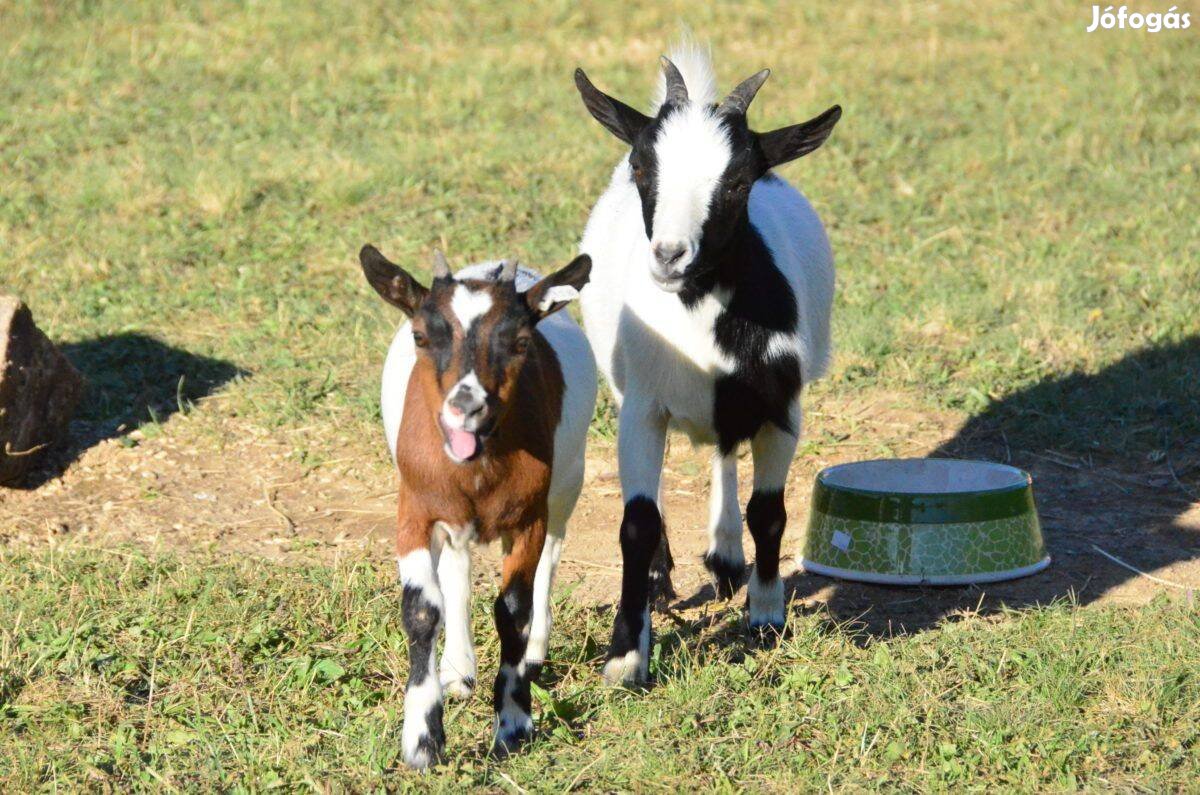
[514, 337, 531, 355]
[727, 182, 749, 198]
[413, 331, 428, 348]
[631, 165, 644, 182]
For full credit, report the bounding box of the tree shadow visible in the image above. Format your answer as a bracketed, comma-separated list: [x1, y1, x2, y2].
[13, 333, 246, 489]
[778, 334, 1200, 640]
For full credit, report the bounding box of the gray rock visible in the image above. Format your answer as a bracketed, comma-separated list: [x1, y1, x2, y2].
[0, 297, 84, 485]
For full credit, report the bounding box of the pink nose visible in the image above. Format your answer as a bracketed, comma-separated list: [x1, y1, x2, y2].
[445, 403, 465, 418]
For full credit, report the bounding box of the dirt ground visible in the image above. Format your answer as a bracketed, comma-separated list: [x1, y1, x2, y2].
[3, 390, 1197, 635]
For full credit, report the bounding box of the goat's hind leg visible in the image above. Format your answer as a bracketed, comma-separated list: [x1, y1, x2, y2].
[398, 538, 446, 769]
[525, 521, 564, 681]
[438, 532, 476, 699]
[747, 414, 799, 639]
[492, 519, 546, 757]
[703, 451, 745, 599]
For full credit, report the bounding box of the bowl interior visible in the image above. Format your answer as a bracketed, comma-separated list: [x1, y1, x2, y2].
[820, 458, 1028, 496]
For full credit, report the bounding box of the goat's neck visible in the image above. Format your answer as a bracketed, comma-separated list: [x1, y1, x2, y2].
[678, 213, 758, 308]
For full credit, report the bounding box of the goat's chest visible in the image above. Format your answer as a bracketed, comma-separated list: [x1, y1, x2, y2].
[398, 451, 550, 542]
[621, 288, 802, 452]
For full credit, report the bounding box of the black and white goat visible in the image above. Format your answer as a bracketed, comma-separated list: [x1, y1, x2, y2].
[573, 45, 841, 684]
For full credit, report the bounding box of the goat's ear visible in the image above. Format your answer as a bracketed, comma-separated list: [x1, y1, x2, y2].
[359, 245, 428, 316]
[525, 254, 591, 320]
[574, 69, 652, 145]
[756, 105, 842, 168]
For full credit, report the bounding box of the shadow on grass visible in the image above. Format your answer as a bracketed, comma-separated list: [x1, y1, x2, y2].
[773, 333, 1200, 640]
[15, 333, 246, 489]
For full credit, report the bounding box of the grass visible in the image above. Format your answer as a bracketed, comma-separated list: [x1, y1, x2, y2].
[2, 547, 1197, 790]
[2, 0, 1199, 788]
[2, 0, 1197, 457]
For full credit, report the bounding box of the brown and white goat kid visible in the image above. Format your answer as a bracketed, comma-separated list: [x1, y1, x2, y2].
[359, 245, 596, 768]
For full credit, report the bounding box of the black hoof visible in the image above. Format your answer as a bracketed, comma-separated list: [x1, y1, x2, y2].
[490, 722, 533, 759]
[649, 534, 676, 604]
[703, 553, 746, 599]
[748, 621, 786, 648]
[525, 660, 544, 683]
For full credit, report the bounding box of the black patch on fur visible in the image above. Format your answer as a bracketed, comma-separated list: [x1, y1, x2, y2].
[491, 666, 532, 723]
[415, 703, 446, 763]
[648, 528, 676, 604]
[700, 222, 804, 454]
[703, 552, 746, 599]
[493, 582, 534, 728]
[418, 308, 456, 378]
[746, 489, 786, 583]
[524, 661, 544, 684]
[627, 109, 670, 240]
[609, 496, 663, 659]
[401, 584, 441, 688]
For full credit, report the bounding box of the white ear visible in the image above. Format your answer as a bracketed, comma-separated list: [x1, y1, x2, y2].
[537, 284, 580, 312]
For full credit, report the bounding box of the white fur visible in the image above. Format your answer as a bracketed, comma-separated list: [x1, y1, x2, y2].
[450, 283, 492, 330]
[707, 452, 743, 566]
[747, 567, 786, 628]
[537, 284, 580, 311]
[649, 104, 732, 274]
[652, 38, 719, 110]
[441, 369, 487, 451]
[751, 412, 800, 493]
[526, 530, 563, 666]
[436, 522, 476, 699]
[397, 548, 443, 601]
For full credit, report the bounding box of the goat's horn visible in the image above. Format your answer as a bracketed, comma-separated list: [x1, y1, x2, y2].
[660, 56, 689, 106]
[498, 259, 518, 282]
[717, 68, 770, 116]
[431, 249, 451, 279]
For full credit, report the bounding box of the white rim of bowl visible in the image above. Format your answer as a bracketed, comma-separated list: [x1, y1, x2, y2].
[800, 555, 1052, 586]
[818, 458, 1031, 498]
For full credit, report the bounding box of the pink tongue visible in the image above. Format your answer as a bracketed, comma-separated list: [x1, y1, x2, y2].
[447, 427, 478, 460]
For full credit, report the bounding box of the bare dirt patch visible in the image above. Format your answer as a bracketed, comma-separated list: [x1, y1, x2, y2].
[2, 389, 1197, 636]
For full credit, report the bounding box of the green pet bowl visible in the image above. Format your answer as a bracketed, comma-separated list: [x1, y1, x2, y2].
[802, 459, 1050, 585]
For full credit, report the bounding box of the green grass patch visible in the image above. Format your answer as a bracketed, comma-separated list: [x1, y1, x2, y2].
[2, 547, 1197, 789]
[1, 0, 1196, 456]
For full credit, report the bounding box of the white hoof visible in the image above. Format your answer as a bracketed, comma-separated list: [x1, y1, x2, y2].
[440, 673, 475, 700]
[602, 650, 647, 686]
[748, 570, 785, 627]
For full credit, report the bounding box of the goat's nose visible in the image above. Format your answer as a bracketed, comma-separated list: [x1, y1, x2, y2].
[448, 389, 483, 417]
[652, 241, 688, 268]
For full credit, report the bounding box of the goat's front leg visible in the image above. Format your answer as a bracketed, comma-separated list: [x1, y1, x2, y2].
[491, 517, 546, 757]
[604, 397, 668, 685]
[397, 533, 446, 769]
[747, 409, 800, 637]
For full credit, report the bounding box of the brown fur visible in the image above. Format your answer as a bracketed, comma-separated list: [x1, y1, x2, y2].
[394, 327, 565, 563]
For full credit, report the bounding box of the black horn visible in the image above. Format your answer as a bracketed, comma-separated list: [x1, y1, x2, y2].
[717, 68, 770, 116]
[660, 56, 689, 105]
